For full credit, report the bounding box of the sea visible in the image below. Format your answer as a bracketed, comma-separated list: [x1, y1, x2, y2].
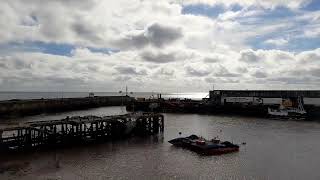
[0, 91, 208, 101]
[1, 93, 320, 179]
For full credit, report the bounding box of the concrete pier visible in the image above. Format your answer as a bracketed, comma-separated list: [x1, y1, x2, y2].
[127, 90, 320, 118]
[0, 96, 134, 118]
[0, 113, 164, 152]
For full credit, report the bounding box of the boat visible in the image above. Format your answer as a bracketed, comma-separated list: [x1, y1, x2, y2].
[168, 134, 239, 155]
[268, 96, 307, 119]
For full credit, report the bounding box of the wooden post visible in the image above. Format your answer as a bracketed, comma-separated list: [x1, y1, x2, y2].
[160, 115, 164, 132]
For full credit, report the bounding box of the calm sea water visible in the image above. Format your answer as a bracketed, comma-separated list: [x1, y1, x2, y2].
[1, 107, 320, 179]
[0, 92, 208, 101]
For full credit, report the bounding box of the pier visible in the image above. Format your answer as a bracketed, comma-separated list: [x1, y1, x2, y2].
[0, 96, 134, 118]
[0, 113, 164, 152]
[127, 90, 320, 118]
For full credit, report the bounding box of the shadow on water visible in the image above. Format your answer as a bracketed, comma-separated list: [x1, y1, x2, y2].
[0, 134, 164, 175]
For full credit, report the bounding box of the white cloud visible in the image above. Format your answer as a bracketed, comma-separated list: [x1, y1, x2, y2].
[0, 0, 319, 92]
[264, 38, 289, 46]
[304, 27, 320, 38]
[172, 0, 310, 9]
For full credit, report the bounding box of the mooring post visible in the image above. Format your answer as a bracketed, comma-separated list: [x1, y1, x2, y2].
[0, 129, 3, 143]
[160, 115, 164, 132]
[149, 117, 153, 134]
[153, 116, 159, 134]
[142, 116, 147, 135]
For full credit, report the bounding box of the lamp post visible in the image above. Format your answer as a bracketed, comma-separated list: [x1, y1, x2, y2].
[119, 90, 125, 113]
[130, 92, 134, 112]
[119, 87, 134, 113]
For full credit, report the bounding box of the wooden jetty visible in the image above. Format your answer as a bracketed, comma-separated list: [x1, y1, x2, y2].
[0, 113, 164, 152]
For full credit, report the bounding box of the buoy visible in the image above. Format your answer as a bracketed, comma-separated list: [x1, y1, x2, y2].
[242, 142, 246, 145]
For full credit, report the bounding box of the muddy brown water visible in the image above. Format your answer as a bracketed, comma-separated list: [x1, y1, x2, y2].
[1, 106, 320, 180]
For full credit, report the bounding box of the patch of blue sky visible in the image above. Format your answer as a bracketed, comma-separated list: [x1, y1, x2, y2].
[237, 6, 300, 26]
[287, 37, 320, 52]
[0, 41, 119, 56]
[33, 42, 75, 56]
[247, 32, 320, 52]
[88, 47, 119, 54]
[182, 3, 226, 17]
[302, 0, 320, 11]
[0, 42, 41, 53]
[259, 6, 297, 19]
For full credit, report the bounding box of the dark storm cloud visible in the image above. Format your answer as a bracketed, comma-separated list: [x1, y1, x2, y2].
[159, 68, 174, 76]
[114, 66, 147, 75]
[237, 67, 248, 73]
[146, 23, 183, 47]
[72, 23, 101, 42]
[113, 76, 132, 81]
[214, 65, 240, 77]
[287, 68, 320, 77]
[252, 71, 267, 78]
[0, 63, 6, 68]
[28, 0, 96, 10]
[239, 50, 261, 63]
[310, 68, 320, 77]
[140, 51, 177, 63]
[55, 0, 96, 9]
[268, 77, 315, 84]
[114, 23, 183, 49]
[205, 77, 240, 83]
[203, 57, 219, 63]
[185, 66, 210, 77]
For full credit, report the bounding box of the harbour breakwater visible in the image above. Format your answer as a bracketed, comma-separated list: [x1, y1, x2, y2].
[1, 90, 320, 119]
[0, 96, 134, 118]
[126, 97, 320, 118]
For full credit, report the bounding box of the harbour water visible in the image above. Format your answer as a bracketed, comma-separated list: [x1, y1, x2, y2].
[1, 106, 320, 179]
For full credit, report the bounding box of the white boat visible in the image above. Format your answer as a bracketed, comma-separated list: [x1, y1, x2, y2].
[268, 108, 289, 116]
[268, 96, 306, 118]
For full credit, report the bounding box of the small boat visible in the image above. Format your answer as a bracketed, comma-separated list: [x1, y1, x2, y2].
[268, 96, 307, 119]
[168, 135, 239, 155]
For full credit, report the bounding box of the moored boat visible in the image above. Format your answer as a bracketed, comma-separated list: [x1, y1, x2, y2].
[168, 135, 239, 155]
[267, 96, 307, 119]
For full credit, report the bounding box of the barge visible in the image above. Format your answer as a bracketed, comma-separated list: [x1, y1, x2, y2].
[169, 135, 239, 155]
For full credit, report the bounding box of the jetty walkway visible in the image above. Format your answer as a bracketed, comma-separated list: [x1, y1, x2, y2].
[0, 113, 164, 152]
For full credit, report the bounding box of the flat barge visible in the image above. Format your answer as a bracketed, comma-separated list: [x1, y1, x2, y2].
[169, 135, 239, 155]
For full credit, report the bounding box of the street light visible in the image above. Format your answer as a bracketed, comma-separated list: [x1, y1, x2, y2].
[119, 90, 125, 113]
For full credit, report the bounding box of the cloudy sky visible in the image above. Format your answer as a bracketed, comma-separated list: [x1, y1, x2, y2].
[0, 0, 320, 92]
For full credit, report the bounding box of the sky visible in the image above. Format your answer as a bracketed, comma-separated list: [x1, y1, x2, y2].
[0, 0, 320, 92]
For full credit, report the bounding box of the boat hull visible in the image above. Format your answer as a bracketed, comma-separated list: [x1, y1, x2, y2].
[186, 144, 239, 155]
[169, 135, 240, 156]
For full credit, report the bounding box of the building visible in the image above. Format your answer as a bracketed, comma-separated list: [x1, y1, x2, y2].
[209, 90, 320, 106]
